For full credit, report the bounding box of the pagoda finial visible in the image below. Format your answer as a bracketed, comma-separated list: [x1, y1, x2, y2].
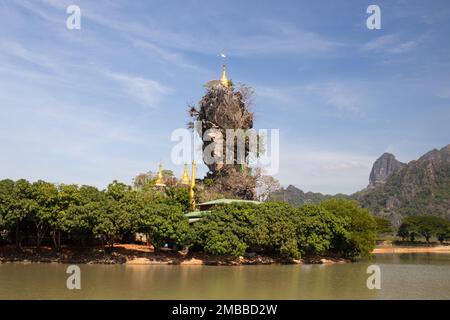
[181, 163, 190, 185]
[220, 64, 229, 87]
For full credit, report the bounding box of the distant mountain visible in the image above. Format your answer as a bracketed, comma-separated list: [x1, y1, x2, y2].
[368, 153, 405, 188]
[268, 145, 450, 226]
[267, 185, 348, 206]
[355, 144, 450, 226]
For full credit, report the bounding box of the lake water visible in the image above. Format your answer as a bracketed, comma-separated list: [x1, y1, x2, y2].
[0, 253, 449, 299]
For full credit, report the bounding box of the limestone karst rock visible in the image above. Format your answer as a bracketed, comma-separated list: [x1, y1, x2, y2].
[188, 66, 256, 199]
[358, 144, 450, 225]
[189, 80, 254, 174]
[368, 153, 406, 188]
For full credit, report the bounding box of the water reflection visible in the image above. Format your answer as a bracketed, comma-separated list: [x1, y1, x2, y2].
[0, 254, 449, 299]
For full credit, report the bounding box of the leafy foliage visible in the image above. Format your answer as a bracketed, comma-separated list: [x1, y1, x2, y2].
[138, 203, 190, 248]
[0, 179, 377, 260]
[397, 216, 450, 243]
[374, 216, 393, 234]
[190, 200, 375, 260]
[320, 199, 376, 258]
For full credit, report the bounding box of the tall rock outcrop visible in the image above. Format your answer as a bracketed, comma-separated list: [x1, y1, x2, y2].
[368, 153, 405, 188]
[357, 145, 450, 226]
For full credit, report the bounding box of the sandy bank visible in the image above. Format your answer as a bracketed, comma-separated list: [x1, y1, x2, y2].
[372, 245, 450, 254]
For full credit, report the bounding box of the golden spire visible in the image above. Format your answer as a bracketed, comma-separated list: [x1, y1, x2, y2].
[181, 163, 190, 185]
[220, 64, 229, 87]
[189, 160, 196, 210]
[155, 163, 165, 187]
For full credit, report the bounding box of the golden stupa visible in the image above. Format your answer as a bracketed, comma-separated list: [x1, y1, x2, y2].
[180, 163, 190, 185]
[154, 163, 166, 187]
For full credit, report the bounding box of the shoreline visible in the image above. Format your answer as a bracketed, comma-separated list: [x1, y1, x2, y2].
[2, 244, 449, 266]
[0, 244, 349, 266]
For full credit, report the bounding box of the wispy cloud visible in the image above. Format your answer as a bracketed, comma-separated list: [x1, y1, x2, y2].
[309, 83, 364, 114]
[0, 39, 61, 73]
[132, 39, 204, 71]
[105, 72, 173, 108]
[255, 81, 370, 116]
[18, 0, 342, 57]
[360, 34, 418, 54]
[226, 21, 340, 56]
[13, 0, 205, 72]
[0, 39, 172, 110]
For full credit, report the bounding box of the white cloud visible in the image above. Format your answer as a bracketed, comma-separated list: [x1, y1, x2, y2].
[227, 22, 339, 56]
[360, 34, 418, 55]
[19, 0, 340, 57]
[255, 81, 370, 116]
[105, 72, 172, 108]
[311, 83, 362, 114]
[255, 86, 296, 105]
[0, 39, 61, 73]
[133, 40, 204, 71]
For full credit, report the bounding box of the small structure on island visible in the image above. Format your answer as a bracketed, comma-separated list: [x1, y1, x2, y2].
[185, 198, 261, 223]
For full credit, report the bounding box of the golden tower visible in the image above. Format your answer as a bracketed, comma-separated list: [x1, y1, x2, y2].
[220, 64, 229, 87]
[154, 163, 166, 187]
[189, 160, 196, 210]
[180, 163, 190, 185]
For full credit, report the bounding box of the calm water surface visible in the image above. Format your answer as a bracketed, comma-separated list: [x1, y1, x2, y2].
[0, 253, 449, 299]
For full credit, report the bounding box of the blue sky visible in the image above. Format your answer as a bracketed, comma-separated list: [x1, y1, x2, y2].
[0, 0, 449, 194]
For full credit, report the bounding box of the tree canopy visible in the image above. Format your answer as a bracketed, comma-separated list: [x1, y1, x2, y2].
[0, 179, 378, 261]
[397, 216, 450, 243]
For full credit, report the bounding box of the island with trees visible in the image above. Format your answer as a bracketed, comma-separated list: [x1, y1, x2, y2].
[0, 176, 380, 265]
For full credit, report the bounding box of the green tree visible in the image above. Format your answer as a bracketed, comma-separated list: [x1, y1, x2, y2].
[47, 184, 81, 250]
[92, 204, 116, 249]
[0, 179, 36, 248]
[191, 203, 259, 257]
[295, 205, 349, 256]
[0, 179, 16, 244]
[164, 186, 191, 213]
[397, 223, 411, 241]
[255, 202, 299, 259]
[138, 203, 190, 249]
[321, 199, 376, 258]
[30, 180, 58, 249]
[398, 216, 450, 243]
[374, 216, 393, 235]
[436, 226, 450, 244]
[65, 185, 103, 247]
[94, 181, 142, 248]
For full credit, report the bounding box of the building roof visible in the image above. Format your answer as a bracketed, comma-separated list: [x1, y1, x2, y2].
[184, 210, 211, 218]
[197, 198, 261, 206]
[185, 199, 261, 223]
